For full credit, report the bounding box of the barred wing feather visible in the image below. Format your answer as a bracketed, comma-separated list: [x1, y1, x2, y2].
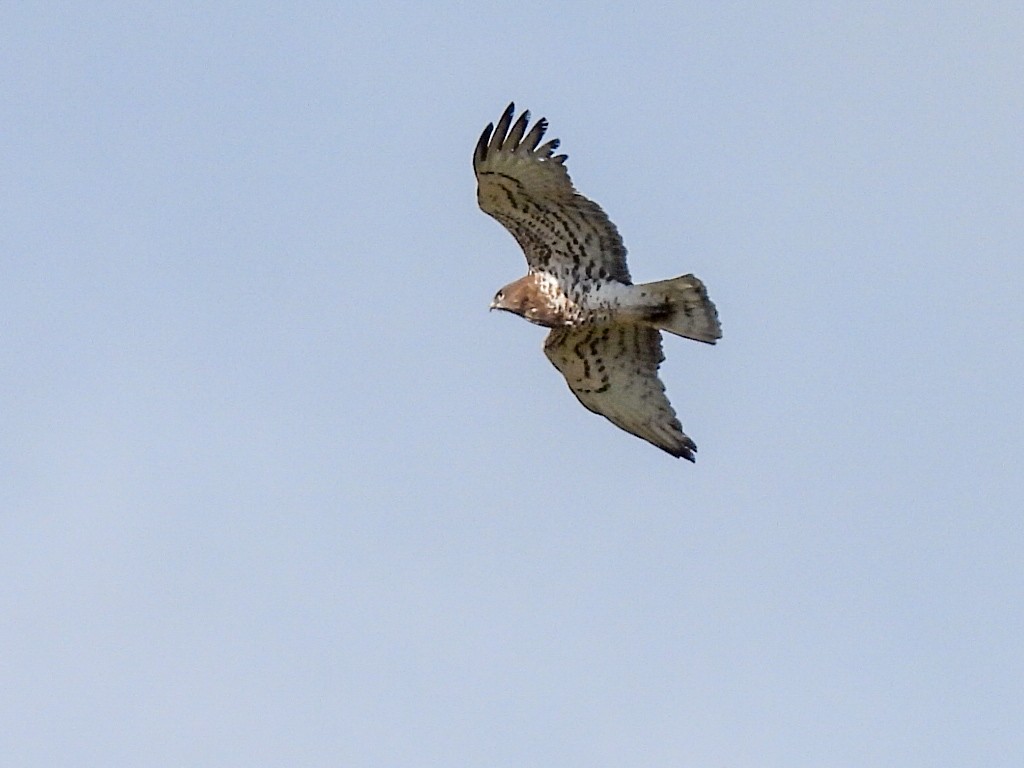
[474, 103, 631, 284]
[543, 324, 698, 460]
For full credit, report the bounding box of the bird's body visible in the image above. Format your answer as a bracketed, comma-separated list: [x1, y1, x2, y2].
[475, 103, 721, 460]
[492, 273, 638, 329]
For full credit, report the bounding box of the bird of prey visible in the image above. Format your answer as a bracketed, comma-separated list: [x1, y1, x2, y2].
[474, 103, 721, 460]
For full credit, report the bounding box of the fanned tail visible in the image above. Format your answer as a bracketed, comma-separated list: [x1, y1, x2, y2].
[639, 274, 722, 344]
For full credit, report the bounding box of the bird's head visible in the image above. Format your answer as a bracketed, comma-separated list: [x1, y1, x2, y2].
[490, 274, 561, 328]
[489, 286, 518, 313]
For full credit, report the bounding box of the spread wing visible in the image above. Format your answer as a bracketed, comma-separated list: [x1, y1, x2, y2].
[474, 103, 631, 284]
[544, 324, 698, 460]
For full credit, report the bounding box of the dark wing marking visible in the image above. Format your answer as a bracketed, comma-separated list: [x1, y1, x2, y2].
[474, 103, 631, 284]
[543, 324, 697, 460]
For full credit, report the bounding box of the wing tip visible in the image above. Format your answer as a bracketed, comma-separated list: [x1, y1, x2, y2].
[504, 108, 531, 150]
[676, 446, 698, 462]
[474, 122, 494, 165]
[492, 102, 516, 150]
[475, 103, 565, 167]
[664, 437, 698, 461]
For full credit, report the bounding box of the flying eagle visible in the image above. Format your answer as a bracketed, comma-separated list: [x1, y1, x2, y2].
[475, 103, 721, 460]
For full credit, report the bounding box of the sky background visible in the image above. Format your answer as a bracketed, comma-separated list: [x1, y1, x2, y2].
[2, 2, 1023, 766]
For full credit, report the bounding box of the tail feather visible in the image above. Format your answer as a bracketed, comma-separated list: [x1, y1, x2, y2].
[638, 274, 722, 344]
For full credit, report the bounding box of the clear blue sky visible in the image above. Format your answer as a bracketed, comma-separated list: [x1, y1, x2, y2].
[3, 3, 1022, 766]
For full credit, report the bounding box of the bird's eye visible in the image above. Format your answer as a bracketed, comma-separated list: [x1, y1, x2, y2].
[495, 291, 503, 301]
